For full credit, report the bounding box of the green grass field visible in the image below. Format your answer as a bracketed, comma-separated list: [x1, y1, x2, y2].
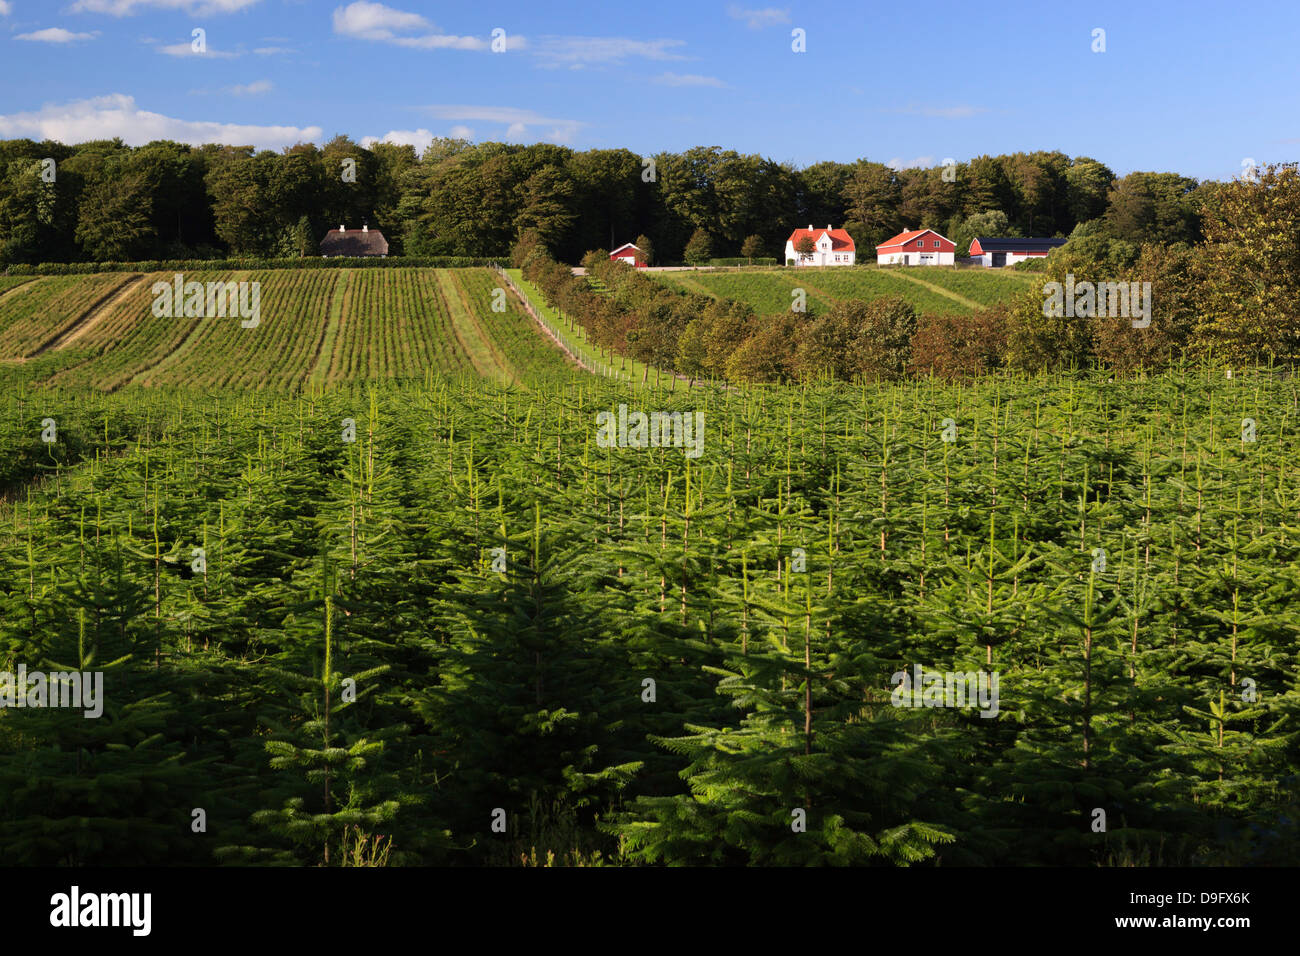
[653, 265, 1036, 317]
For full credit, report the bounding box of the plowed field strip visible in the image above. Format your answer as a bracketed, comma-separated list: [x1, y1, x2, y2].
[435, 270, 513, 383]
[38, 275, 148, 354]
[308, 270, 350, 387]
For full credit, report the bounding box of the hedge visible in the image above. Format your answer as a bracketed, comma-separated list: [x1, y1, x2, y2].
[708, 257, 779, 267]
[2, 255, 498, 275]
[1011, 257, 1049, 272]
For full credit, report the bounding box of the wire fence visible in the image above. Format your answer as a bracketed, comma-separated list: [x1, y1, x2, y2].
[491, 263, 632, 382]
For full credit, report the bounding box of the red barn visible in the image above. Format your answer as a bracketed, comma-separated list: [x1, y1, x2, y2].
[610, 242, 647, 267]
[876, 228, 955, 266]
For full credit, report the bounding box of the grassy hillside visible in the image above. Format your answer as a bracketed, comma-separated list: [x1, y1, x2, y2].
[653, 265, 1036, 317]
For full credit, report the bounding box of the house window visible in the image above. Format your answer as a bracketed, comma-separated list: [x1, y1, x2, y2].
[933, 241, 940, 248]
[916, 240, 923, 247]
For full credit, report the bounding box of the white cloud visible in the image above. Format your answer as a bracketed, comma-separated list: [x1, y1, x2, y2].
[0, 1, 13, 16]
[653, 72, 727, 88]
[418, 105, 581, 144]
[332, 1, 488, 49]
[448, 125, 473, 140]
[229, 79, 272, 95]
[254, 46, 296, 55]
[726, 5, 790, 29]
[389, 33, 486, 50]
[158, 41, 241, 57]
[332, 1, 429, 39]
[71, 0, 261, 14]
[360, 128, 436, 152]
[334, 4, 673, 64]
[0, 94, 321, 150]
[17, 28, 100, 43]
[532, 35, 686, 67]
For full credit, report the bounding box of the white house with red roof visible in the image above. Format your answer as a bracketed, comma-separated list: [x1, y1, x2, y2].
[785, 225, 855, 266]
[609, 242, 646, 267]
[876, 228, 955, 266]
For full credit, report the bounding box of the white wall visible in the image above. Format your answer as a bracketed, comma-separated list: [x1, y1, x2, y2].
[786, 239, 854, 265]
[877, 251, 952, 266]
[975, 251, 1049, 267]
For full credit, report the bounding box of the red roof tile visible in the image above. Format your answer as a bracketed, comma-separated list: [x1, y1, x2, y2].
[876, 228, 953, 250]
[786, 227, 855, 252]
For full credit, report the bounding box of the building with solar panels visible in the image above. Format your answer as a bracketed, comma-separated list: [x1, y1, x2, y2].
[968, 236, 1066, 268]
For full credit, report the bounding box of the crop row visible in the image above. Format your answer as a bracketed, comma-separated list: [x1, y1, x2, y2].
[452, 268, 577, 381]
[0, 269, 577, 390]
[0, 273, 130, 359]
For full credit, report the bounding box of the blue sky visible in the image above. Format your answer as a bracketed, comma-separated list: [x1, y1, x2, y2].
[0, 0, 1295, 180]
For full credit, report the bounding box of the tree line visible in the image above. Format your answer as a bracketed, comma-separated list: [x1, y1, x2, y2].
[0, 135, 1208, 266]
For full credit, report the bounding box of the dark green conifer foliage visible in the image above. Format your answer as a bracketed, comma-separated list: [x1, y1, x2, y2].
[0, 537, 202, 863]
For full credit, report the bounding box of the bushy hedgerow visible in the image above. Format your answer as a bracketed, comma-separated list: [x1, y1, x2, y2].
[1091, 243, 1198, 374]
[709, 257, 778, 267]
[792, 297, 917, 382]
[908, 306, 1011, 379]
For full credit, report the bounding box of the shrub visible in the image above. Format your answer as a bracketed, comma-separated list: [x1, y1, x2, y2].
[725, 313, 799, 382]
[701, 300, 754, 377]
[1092, 243, 1196, 373]
[511, 229, 545, 269]
[581, 249, 609, 273]
[1003, 283, 1083, 373]
[633, 234, 654, 266]
[740, 235, 766, 262]
[845, 296, 918, 381]
[909, 307, 1010, 379]
[683, 228, 713, 266]
[709, 257, 778, 267]
[794, 308, 859, 380]
[1194, 162, 1300, 365]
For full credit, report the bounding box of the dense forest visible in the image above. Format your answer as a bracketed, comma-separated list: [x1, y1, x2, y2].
[0, 135, 1207, 266]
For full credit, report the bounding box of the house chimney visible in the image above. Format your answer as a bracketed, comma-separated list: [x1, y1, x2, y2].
[339, 224, 345, 233]
[363, 223, 368, 233]
[807, 224, 813, 230]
